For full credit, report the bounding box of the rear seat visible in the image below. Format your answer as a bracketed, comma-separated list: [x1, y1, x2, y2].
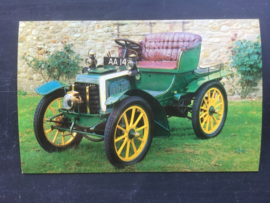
[118, 32, 202, 70]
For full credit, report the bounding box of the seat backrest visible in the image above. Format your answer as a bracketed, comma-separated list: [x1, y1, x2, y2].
[140, 32, 202, 62]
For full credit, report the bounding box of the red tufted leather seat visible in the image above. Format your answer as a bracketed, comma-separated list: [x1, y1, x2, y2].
[137, 61, 177, 69]
[118, 32, 202, 70]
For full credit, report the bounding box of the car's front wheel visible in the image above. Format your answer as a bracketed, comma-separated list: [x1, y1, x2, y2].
[34, 90, 83, 152]
[104, 96, 154, 168]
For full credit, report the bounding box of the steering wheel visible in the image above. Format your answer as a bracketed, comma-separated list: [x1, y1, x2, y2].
[114, 38, 142, 58]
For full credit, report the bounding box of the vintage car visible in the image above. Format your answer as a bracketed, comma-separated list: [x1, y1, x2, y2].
[34, 32, 232, 168]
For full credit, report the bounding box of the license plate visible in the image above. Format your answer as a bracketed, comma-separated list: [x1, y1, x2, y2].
[104, 57, 127, 66]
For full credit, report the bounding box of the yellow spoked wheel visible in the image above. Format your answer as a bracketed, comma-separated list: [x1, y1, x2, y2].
[104, 96, 153, 168]
[43, 98, 76, 147]
[34, 91, 83, 152]
[192, 82, 227, 139]
[114, 106, 149, 162]
[199, 88, 224, 134]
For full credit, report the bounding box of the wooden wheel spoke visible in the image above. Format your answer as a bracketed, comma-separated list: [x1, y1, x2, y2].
[135, 137, 144, 142]
[117, 138, 127, 155]
[49, 106, 57, 115]
[206, 117, 210, 131]
[52, 130, 59, 143]
[117, 125, 127, 133]
[213, 94, 220, 105]
[62, 132, 65, 145]
[207, 90, 212, 103]
[123, 113, 129, 129]
[135, 125, 147, 132]
[203, 98, 208, 106]
[201, 115, 209, 126]
[133, 112, 143, 128]
[210, 117, 214, 129]
[211, 90, 216, 100]
[131, 140, 137, 153]
[200, 112, 208, 119]
[125, 140, 130, 158]
[57, 99, 61, 108]
[45, 128, 52, 134]
[200, 106, 208, 111]
[115, 135, 126, 143]
[213, 115, 218, 124]
[130, 108, 136, 127]
[215, 102, 223, 108]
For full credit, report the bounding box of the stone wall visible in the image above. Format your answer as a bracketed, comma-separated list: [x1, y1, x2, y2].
[17, 19, 262, 98]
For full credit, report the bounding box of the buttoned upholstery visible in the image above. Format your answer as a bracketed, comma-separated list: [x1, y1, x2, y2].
[118, 32, 202, 69]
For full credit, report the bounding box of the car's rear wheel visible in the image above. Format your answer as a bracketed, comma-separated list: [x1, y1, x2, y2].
[34, 90, 83, 152]
[192, 81, 228, 139]
[104, 96, 154, 168]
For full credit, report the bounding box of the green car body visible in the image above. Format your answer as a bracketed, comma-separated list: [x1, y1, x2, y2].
[34, 33, 232, 167]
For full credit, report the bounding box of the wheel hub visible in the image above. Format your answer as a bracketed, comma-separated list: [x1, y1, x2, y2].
[128, 128, 139, 140]
[209, 106, 215, 116]
[55, 116, 63, 127]
[55, 116, 65, 132]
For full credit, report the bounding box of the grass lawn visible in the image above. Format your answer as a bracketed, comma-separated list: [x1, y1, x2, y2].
[18, 95, 261, 173]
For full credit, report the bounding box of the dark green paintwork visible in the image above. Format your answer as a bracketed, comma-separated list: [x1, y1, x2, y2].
[59, 109, 106, 128]
[36, 41, 232, 138]
[178, 44, 201, 73]
[102, 48, 232, 137]
[105, 89, 129, 105]
[53, 126, 104, 138]
[135, 71, 174, 91]
[185, 70, 232, 93]
[87, 67, 116, 74]
[125, 89, 171, 137]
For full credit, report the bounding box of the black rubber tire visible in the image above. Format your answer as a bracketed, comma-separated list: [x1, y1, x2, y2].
[192, 81, 228, 139]
[33, 90, 83, 152]
[104, 96, 154, 168]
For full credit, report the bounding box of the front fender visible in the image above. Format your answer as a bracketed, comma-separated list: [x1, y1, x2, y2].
[35, 81, 69, 96]
[105, 90, 129, 105]
[106, 89, 170, 137]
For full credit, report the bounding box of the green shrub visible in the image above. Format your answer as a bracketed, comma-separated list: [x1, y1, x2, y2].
[230, 35, 262, 98]
[18, 90, 28, 95]
[23, 43, 83, 83]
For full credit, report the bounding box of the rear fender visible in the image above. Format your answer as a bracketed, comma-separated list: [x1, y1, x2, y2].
[35, 81, 69, 95]
[186, 69, 232, 93]
[186, 78, 221, 93]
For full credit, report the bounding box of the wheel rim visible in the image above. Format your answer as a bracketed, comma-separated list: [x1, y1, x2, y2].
[114, 105, 149, 162]
[43, 97, 76, 147]
[199, 87, 225, 134]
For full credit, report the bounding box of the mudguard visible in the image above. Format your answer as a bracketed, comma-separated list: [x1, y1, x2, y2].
[105, 89, 170, 137]
[105, 90, 129, 105]
[186, 69, 232, 93]
[186, 77, 215, 93]
[35, 81, 69, 95]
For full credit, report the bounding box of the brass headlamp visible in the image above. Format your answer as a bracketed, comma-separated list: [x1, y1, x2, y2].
[63, 91, 82, 110]
[127, 53, 139, 76]
[85, 50, 97, 69]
